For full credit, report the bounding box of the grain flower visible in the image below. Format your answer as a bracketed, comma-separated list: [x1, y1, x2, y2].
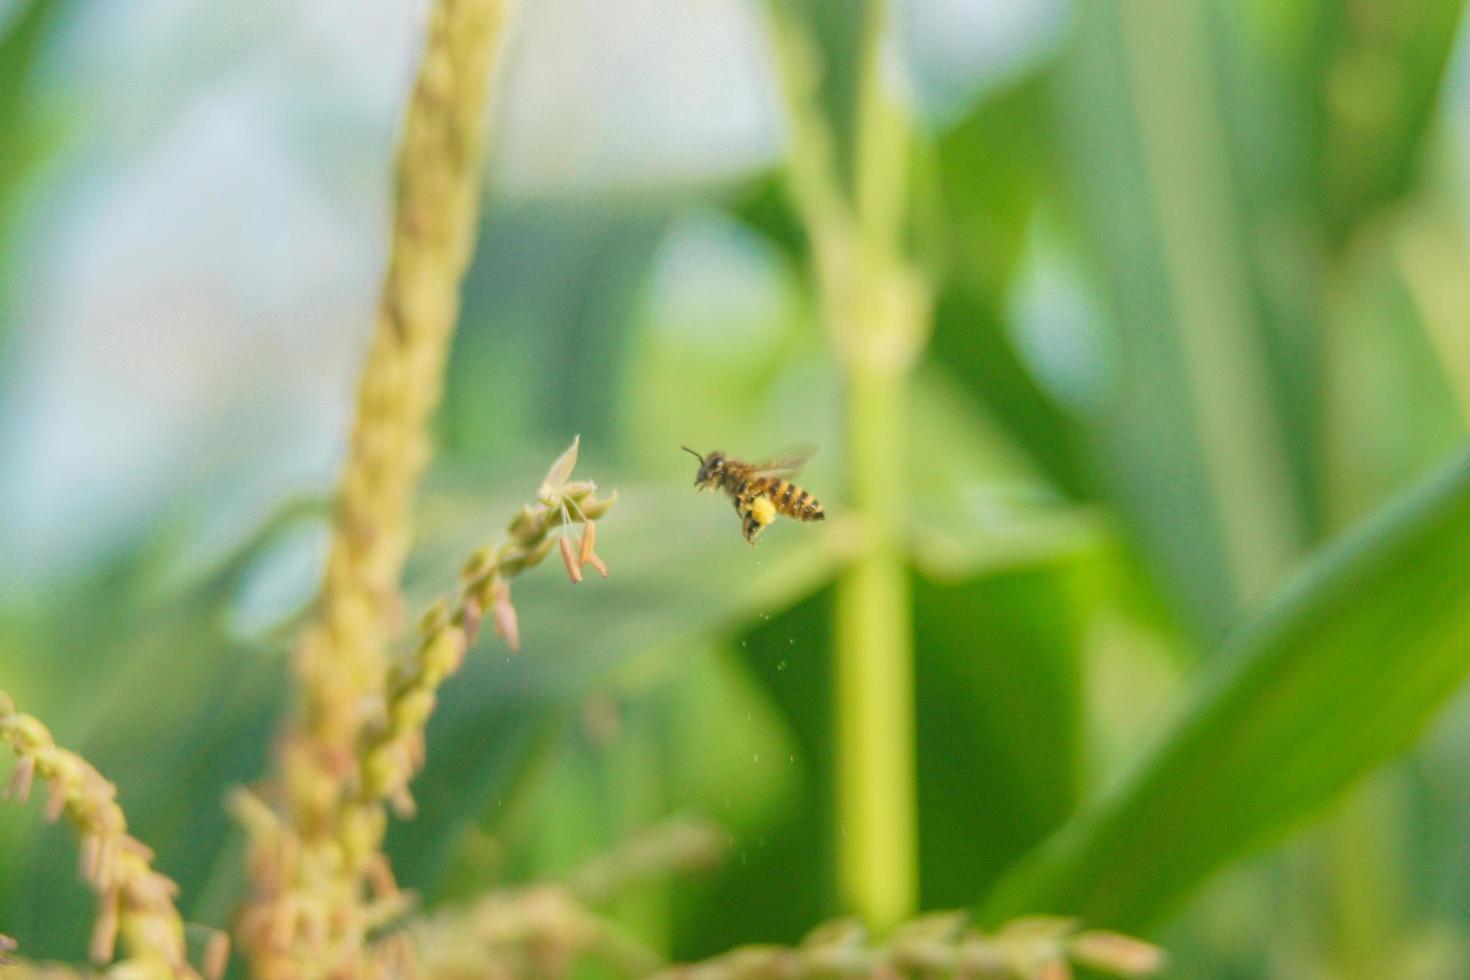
[539, 436, 611, 582]
[0, 692, 202, 977]
[354, 436, 616, 816]
[491, 578, 520, 651]
[650, 913, 1164, 980]
[234, 439, 616, 976]
[241, 0, 516, 971]
[395, 817, 723, 978]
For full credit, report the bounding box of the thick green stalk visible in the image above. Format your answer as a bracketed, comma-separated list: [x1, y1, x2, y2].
[764, 0, 925, 928]
[835, 361, 916, 928]
[836, 0, 926, 931]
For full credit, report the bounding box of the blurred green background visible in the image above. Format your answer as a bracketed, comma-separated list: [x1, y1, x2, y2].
[2, 0, 1470, 976]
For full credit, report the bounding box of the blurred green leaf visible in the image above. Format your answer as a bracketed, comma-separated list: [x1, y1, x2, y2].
[1308, 0, 1466, 247]
[444, 202, 676, 457]
[929, 75, 1054, 301]
[618, 206, 836, 472]
[0, 0, 62, 221]
[1323, 241, 1467, 527]
[983, 445, 1470, 932]
[1214, 0, 1467, 549]
[436, 640, 797, 907]
[925, 73, 1094, 499]
[673, 588, 840, 956]
[731, 177, 806, 263]
[771, 0, 874, 201]
[0, 0, 69, 361]
[914, 560, 1087, 908]
[1054, 0, 1307, 638]
[905, 363, 1105, 581]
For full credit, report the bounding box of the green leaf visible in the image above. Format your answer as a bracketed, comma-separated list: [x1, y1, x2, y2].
[914, 560, 1088, 908]
[1307, 0, 1466, 246]
[443, 202, 674, 457]
[925, 73, 1095, 500]
[769, 0, 874, 201]
[982, 446, 1470, 932]
[0, 0, 70, 358]
[1052, 0, 1298, 639]
[675, 588, 840, 955]
[0, 0, 62, 212]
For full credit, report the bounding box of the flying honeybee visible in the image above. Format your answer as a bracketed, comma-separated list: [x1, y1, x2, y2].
[682, 445, 826, 545]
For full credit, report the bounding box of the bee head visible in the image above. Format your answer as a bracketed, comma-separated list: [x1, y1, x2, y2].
[683, 446, 723, 491]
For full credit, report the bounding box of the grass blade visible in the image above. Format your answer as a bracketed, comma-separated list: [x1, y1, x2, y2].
[983, 446, 1470, 931]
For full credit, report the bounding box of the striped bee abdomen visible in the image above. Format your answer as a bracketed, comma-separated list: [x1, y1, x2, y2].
[763, 478, 825, 522]
[729, 478, 825, 543]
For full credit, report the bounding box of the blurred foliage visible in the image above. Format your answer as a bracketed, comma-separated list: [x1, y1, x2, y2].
[1, 0, 1470, 976]
[0, 0, 69, 345]
[984, 448, 1470, 930]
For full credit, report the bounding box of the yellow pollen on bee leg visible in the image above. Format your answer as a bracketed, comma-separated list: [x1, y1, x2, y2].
[752, 496, 777, 526]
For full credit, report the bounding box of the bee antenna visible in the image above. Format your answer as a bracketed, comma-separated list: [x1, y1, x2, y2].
[681, 446, 705, 463]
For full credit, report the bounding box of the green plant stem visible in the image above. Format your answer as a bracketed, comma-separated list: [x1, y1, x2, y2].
[835, 363, 916, 929]
[765, 0, 925, 928]
[770, 0, 926, 929]
[835, 0, 926, 932]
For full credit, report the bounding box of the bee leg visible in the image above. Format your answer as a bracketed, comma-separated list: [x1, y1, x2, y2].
[744, 507, 777, 544]
[742, 495, 777, 545]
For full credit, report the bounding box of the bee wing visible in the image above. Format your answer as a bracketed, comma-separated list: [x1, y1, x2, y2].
[747, 443, 819, 478]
